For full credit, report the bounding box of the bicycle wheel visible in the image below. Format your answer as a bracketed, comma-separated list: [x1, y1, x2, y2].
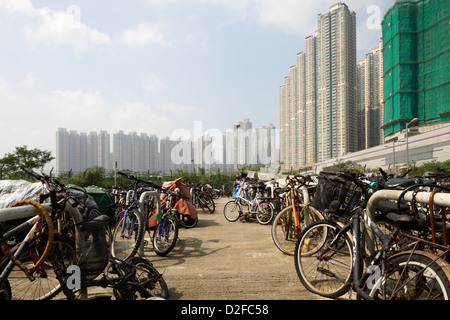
[200, 195, 215, 213]
[152, 214, 178, 256]
[0, 279, 11, 300]
[294, 220, 353, 298]
[177, 212, 198, 229]
[255, 201, 274, 225]
[271, 204, 324, 255]
[223, 200, 242, 222]
[130, 257, 169, 299]
[369, 252, 450, 300]
[8, 235, 76, 300]
[110, 209, 145, 261]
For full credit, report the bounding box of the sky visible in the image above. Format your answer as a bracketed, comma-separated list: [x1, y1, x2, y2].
[0, 0, 393, 171]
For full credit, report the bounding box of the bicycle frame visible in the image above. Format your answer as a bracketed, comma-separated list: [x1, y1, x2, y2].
[321, 204, 450, 299]
[284, 176, 314, 228]
[312, 206, 390, 299]
[118, 191, 139, 238]
[0, 214, 45, 281]
[233, 181, 261, 208]
[0, 198, 84, 298]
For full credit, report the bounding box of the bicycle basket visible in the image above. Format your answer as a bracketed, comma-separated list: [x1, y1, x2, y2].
[75, 218, 108, 280]
[311, 173, 363, 215]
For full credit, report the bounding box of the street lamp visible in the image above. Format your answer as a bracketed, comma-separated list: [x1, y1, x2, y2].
[406, 118, 419, 166]
[391, 138, 405, 175]
[234, 123, 240, 172]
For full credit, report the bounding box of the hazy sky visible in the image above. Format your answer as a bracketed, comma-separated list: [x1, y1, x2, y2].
[0, 0, 392, 168]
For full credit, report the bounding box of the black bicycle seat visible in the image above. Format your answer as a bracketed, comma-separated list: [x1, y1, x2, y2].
[384, 177, 422, 189]
[376, 199, 409, 214]
[385, 211, 426, 230]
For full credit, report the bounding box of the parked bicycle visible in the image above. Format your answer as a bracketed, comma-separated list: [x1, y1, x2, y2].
[0, 168, 168, 300]
[114, 172, 192, 257]
[190, 183, 215, 213]
[271, 175, 324, 255]
[223, 181, 275, 225]
[294, 203, 450, 299]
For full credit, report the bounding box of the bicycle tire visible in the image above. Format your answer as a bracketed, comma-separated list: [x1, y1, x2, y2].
[110, 209, 145, 261]
[130, 257, 169, 299]
[294, 220, 353, 298]
[8, 235, 76, 300]
[200, 195, 215, 213]
[152, 214, 178, 256]
[0, 279, 11, 300]
[177, 212, 198, 229]
[368, 252, 450, 300]
[207, 197, 216, 213]
[255, 201, 274, 225]
[223, 200, 242, 222]
[271, 204, 324, 255]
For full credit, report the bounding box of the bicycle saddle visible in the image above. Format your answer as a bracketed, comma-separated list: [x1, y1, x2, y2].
[376, 199, 409, 215]
[385, 211, 426, 231]
[384, 177, 423, 189]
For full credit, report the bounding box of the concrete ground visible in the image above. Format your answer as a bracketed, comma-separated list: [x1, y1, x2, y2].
[139, 197, 329, 301]
[51, 197, 333, 301]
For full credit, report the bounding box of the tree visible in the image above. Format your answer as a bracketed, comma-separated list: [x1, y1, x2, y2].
[0, 145, 54, 179]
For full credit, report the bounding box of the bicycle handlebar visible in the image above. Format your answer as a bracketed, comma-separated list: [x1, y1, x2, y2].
[22, 167, 78, 208]
[117, 171, 189, 200]
[23, 167, 47, 181]
[117, 171, 162, 190]
[286, 174, 311, 186]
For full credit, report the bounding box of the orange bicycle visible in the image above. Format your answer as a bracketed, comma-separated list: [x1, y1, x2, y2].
[271, 175, 324, 255]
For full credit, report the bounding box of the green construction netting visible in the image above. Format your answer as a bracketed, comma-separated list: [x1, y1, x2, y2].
[382, 0, 450, 135]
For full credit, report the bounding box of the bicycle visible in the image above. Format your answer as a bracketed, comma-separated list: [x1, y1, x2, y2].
[67, 228, 169, 300]
[190, 183, 215, 214]
[1, 168, 168, 300]
[294, 201, 450, 300]
[109, 175, 146, 261]
[114, 172, 191, 257]
[223, 181, 275, 225]
[271, 175, 325, 255]
[0, 166, 89, 300]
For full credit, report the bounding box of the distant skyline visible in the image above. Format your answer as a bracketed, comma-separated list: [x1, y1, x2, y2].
[0, 0, 392, 173]
[55, 119, 279, 175]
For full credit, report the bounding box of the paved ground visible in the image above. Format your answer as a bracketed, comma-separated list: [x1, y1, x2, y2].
[139, 197, 328, 301]
[53, 197, 332, 301]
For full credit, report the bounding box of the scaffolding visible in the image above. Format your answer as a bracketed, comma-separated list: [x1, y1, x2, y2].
[382, 0, 450, 136]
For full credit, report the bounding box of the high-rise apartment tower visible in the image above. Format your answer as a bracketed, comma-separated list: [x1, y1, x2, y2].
[280, 2, 357, 171]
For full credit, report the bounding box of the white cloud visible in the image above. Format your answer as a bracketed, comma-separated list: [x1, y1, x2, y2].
[0, 75, 191, 158]
[27, 7, 110, 56]
[143, 74, 165, 93]
[21, 72, 39, 88]
[0, 0, 111, 56]
[119, 22, 166, 47]
[0, 0, 34, 16]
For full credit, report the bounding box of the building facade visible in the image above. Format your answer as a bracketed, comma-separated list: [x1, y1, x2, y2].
[382, 0, 450, 140]
[56, 128, 110, 176]
[280, 2, 357, 171]
[357, 40, 384, 150]
[56, 119, 276, 176]
[112, 131, 160, 173]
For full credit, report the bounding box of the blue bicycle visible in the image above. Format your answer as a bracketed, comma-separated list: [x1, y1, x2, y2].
[110, 173, 145, 261]
[111, 172, 187, 258]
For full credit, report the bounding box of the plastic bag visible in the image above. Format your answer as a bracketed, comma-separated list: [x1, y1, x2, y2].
[0, 180, 44, 208]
